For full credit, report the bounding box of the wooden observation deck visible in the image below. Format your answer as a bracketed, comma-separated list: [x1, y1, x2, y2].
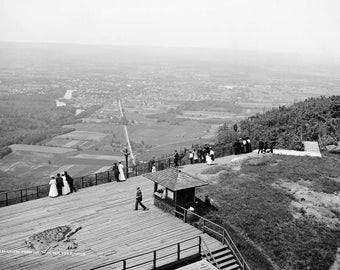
[0, 175, 224, 270]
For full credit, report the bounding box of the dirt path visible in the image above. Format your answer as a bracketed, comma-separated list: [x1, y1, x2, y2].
[181, 152, 256, 179]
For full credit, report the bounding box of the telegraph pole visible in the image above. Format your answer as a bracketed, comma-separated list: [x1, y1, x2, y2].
[125, 148, 129, 179]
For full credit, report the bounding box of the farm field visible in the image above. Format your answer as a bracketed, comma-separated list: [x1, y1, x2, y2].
[66, 119, 215, 155]
[127, 121, 212, 146]
[1, 112, 217, 191]
[56, 130, 109, 141]
[180, 110, 241, 120]
[0, 145, 125, 190]
[9, 144, 76, 154]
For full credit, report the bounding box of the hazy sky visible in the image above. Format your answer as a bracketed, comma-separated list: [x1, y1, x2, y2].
[1, 0, 340, 56]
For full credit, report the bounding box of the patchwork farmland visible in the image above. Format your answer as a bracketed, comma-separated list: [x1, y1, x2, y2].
[1, 116, 216, 191]
[0, 130, 126, 190]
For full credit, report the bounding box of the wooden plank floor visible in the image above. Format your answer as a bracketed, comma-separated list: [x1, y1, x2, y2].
[0, 176, 224, 270]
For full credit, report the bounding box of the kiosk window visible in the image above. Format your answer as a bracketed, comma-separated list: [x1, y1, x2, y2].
[167, 189, 174, 200]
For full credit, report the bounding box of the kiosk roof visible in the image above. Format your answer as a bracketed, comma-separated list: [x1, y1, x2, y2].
[143, 168, 208, 191]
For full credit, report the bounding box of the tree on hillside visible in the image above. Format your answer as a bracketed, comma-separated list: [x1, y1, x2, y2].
[216, 123, 238, 145]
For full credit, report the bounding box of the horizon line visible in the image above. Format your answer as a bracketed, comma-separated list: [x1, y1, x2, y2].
[1, 40, 339, 59]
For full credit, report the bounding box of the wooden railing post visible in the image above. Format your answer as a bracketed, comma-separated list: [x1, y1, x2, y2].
[125, 149, 129, 179]
[177, 243, 180, 260]
[153, 250, 157, 269]
[123, 260, 126, 270]
[198, 236, 202, 254]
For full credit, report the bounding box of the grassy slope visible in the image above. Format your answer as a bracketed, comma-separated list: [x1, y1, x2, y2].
[199, 154, 340, 270]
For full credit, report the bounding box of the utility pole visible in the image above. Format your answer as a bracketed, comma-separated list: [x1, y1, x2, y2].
[125, 148, 130, 179]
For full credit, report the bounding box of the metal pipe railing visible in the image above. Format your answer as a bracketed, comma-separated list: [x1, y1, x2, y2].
[174, 205, 251, 270]
[201, 237, 221, 270]
[90, 235, 201, 270]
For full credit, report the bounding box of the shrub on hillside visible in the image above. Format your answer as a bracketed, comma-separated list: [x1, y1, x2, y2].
[244, 155, 275, 166]
[0, 146, 12, 159]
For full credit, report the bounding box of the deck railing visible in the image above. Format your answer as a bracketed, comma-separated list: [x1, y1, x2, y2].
[90, 235, 202, 270]
[0, 144, 233, 207]
[174, 205, 251, 270]
[200, 237, 221, 270]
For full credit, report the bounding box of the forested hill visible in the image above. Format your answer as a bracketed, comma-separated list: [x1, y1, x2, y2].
[217, 95, 340, 150]
[0, 92, 102, 149]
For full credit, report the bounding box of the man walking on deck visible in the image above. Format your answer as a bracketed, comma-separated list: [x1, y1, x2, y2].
[135, 187, 148, 211]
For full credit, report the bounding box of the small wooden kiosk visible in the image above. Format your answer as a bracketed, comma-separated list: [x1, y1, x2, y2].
[143, 168, 208, 214]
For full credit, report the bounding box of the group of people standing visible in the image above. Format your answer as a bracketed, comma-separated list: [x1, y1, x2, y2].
[112, 161, 126, 182]
[188, 144, 215, 165]
[258, 139, 275, 154]
[233, 137, 252, 155]
[48, 171, 76, 198]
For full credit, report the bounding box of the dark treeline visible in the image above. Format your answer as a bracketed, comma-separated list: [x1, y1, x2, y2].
[217, 95, 340, 150]
[176, 99, 242, 114]
[0, 92, 101, 149]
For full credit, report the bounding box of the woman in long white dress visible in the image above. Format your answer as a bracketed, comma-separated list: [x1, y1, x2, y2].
[62, 173, 71, 195]
[118, 162, 126, 181]
[206, 153, 213, 165]
[209, 148, 215, 161]
[48, 176, 58, 198]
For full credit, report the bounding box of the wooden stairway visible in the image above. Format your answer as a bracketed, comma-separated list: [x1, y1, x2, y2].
[203, 246, 241, 270]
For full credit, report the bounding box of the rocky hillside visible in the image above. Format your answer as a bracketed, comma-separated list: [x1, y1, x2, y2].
[197, 153, 340, 270]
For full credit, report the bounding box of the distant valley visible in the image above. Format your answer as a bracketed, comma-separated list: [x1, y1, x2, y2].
[0, 42, 339, 190]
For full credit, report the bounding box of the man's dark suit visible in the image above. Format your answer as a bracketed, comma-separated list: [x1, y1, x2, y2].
[56, 175, 64, 196]
[112, 164, 120, 182]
